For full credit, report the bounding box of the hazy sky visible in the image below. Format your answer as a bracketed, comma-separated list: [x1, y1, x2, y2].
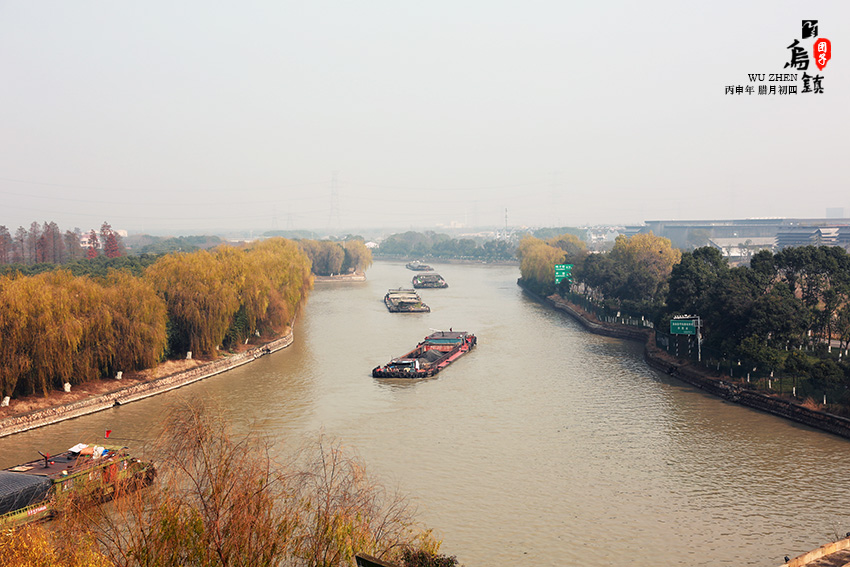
[1, 1, 848, 235]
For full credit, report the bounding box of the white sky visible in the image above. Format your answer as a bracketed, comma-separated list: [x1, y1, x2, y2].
[1, 1, 848, 235]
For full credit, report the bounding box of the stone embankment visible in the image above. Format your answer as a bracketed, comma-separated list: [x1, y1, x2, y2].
[519, 281, 850, 441]
[313, 272, 367, 282]
[0, 332, 293, 439]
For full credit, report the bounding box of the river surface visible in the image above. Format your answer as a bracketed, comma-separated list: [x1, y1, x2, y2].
[2, 261, 850, 566]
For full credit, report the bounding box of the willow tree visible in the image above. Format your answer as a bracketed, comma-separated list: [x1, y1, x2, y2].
[517, 236, 566, 296]
[145, 251, 241, 357]
[248, 238, 313, 332]
[0, 275, 33, 396]
[103, 269, 168, 373]
[299, 239, 345, 276]
[49, 271, 115, 386]
[0, 272, 86, 395]
[609, 232, 681, 304]
[343, 240, 373, 273]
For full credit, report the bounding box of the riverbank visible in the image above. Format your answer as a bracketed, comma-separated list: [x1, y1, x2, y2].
[518, 280, 850, 441]
[313, 271, 367, 282]
[0, 330, 294, 439]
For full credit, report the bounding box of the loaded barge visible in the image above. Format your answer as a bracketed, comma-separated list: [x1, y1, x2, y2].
[0, 443, 155, 527]
[405, 261, 432, 271]
[372, 330, 476, 378]
[412, 273, 448, 288]
[384, 288, 430, 313]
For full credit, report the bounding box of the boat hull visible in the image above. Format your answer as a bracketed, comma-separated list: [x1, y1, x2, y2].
[0, 444, 155, 528]
[372, 331, 476, 378]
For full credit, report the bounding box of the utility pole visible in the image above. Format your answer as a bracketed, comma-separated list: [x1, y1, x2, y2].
[327, 171, 340, 234]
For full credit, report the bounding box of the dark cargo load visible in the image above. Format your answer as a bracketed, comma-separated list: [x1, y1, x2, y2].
[0, 471, 52, 516]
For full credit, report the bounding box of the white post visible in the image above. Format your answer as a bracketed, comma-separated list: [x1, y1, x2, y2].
[63, 382, 71, 393]
[115, 371, 123, 380]
[1, 396, 9, 407]
[186, 351, 193, 360]
[696, 316, 702, 363]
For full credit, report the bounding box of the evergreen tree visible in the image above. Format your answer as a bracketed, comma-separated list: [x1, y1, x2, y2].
[0, 225, 11, 264]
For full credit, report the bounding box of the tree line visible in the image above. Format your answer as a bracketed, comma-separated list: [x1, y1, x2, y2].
[0, 238, 313, 399]
[376, 231, 517, 262]
[0, 221, 124, 266]
[298, 239, 373, 277]
[517, 232, 850, 407]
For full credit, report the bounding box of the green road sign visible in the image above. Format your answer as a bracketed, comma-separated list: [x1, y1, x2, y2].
[555, 264, 573, 284]
[670, 319, 696, 335]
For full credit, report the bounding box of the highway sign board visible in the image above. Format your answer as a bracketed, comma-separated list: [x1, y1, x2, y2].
[555, 264, 573, 284]
[670, 319, 696, 335]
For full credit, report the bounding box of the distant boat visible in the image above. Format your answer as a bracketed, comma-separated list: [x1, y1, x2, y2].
[412, 273, 448, 289]
[405, 261, 432, 271]
[384, 288, 430, 313]
[372, 330, 476, 378]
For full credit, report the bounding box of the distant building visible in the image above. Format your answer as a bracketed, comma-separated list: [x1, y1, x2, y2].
[640, 218, 850, 251]
[708, 237, 775, 262]
[79, 228, 127, 250]
[79, 233, 102, 250]
[585, 226, 624, 247]
[775, 226, 842, 249]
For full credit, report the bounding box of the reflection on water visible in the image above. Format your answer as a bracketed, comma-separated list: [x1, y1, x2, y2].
[2, 260, 849, 566]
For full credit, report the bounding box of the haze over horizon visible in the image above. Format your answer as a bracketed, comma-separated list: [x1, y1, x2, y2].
[2, 2, 848, 236]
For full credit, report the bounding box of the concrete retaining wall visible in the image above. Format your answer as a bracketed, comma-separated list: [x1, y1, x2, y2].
[0, 332, 293, 439]
[518, 280, 850, 441]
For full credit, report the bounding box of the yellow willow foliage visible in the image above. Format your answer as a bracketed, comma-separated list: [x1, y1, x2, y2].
[0, 523, 110, 567]
[0, 275, 34, 396]
[46, 272, 115, 386]
[248, 237, 313, 327]
[299, 239, 345, 275]
[145, 251, 242, 356]
[344, 239, 373, 272]
[7, 272, 85, 396]
[0, 272, 117, 396]
[103, 269, 167, 372]
[547, 233, 587, 258]
[213, 244, 270, 335]
[611, 232, 682, 284]
[517, 236, 566, 289]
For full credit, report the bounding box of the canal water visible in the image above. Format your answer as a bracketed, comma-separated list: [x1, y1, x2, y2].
[2, 260, 850, 566]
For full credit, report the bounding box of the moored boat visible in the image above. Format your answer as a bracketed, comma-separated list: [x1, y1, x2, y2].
[412, 273, 448, 288]
[405, 261, 432, 271]
[384, 288, 430, 313]
[372, 330, 476, 378]
[0, 443, 156, 527]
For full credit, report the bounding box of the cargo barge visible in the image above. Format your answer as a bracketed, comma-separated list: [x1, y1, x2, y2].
[372, 330, 476, 378]
[0, 443, 155, 527]
[405, 261, 432, 271]
[412, 273, 448, 288]
[384, 289, 430, 313]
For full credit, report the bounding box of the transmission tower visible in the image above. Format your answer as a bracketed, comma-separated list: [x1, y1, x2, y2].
[327, 171, 341, 234]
